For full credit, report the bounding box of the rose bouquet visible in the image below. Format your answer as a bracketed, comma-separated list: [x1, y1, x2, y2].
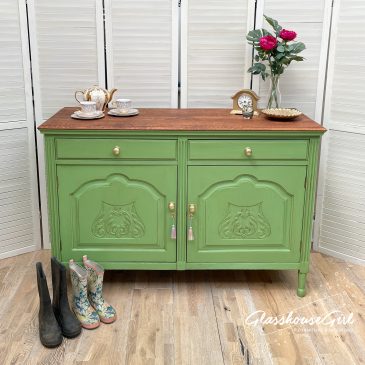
[246, 15, 306, 108]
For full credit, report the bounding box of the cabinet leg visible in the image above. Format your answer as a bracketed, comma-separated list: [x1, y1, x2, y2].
[297, 271, 307, 297]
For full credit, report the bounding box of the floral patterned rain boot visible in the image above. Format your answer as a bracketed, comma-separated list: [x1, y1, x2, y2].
[69, 259, 100, 330]
[82, 255, 117, 324]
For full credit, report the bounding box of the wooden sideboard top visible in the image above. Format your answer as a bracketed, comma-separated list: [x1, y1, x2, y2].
[38, 107, 326, 133]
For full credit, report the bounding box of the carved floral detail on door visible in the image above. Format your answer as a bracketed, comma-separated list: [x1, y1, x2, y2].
[92, 202, 145, 238]
[218, 202, 271, 239]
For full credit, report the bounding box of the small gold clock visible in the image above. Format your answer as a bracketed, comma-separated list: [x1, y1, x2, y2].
[231, 89, 260, 117]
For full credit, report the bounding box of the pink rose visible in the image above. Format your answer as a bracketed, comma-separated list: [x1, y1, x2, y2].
[259, 35, 277, 51]
[280, 29, 297, 41]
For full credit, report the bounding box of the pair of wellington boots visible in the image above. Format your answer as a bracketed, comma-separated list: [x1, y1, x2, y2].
[36, 257, 81, 348]
[69, 255, 117, 329]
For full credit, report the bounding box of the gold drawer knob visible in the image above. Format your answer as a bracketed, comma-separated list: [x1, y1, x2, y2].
[112, 146, 120, 156]
[244, 147, 252, 157]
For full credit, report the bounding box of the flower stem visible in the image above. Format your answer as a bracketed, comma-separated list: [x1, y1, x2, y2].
[268, 74, 280, 109]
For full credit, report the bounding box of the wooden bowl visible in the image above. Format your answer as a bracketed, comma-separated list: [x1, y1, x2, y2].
[261, 108, 303, 121]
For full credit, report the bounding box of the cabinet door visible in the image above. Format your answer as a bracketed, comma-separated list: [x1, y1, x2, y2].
[187, 166, 306, 263]
[57, 165, 177, 263]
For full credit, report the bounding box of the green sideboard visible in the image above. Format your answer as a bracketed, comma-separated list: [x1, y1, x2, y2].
[39, 108, 326, 296]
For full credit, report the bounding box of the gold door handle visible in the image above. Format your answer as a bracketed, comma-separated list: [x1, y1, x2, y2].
[188, 203, 196, 216]
[187, 204, 196, 241]
[244, 147, 252, 157]
[112, 146, 120, 156]
[168, 201, 176, 213]
[168, 202, 176, 239]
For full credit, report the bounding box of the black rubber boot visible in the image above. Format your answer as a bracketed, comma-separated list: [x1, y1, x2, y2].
[51, 257, 81, 338]
[36, 262, 63, 348]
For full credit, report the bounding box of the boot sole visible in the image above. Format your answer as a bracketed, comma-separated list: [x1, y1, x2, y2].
[81, 322, 100, 330]
[99, 314, 117, 324]
[71, 308, 100, 330]
[62, 328, 82, 338]
[40, 338, 63, 348]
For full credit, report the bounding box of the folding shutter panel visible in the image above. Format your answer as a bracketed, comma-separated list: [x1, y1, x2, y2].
[181, 0, 255, 108]
[315, 0, 365, 263]
[28, 0, 104, 248]
[29, 0, 104, 120]
[257, 0, 326, 118]
[105, 0, 179, 107]
[0, 4, 26, 123]
[0, 0, 41, 258]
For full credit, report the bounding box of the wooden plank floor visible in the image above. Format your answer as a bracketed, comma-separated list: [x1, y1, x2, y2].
[0, 250, 364, 365]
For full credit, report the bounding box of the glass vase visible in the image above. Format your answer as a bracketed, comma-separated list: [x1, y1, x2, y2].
[267, 74, 281, 109]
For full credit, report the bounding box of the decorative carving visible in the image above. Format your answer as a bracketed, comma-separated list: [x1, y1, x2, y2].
[218, 202, 271, 239]
[71, 174, 164, 243]
[92, 202, 145, 238]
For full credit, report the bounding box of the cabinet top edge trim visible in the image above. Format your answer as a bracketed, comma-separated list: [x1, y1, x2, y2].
[41, 131, 324, 138]
[38, 108, 326, 134]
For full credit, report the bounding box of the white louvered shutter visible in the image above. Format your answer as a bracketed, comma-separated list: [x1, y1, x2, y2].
[105, 0, 179, 107]
[0, 0, 41, 258]
[257, 0, 326, 118]
[28, 0, 104, 248]
[30, 0, 104, 119]
[315, 0, 365, 263]
[181, 0, 255, 108]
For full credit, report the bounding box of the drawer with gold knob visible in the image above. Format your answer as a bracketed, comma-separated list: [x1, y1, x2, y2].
[56, 138, 177, 160]
[188, 140, 308, 161]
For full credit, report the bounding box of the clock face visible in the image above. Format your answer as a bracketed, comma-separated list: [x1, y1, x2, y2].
[238, 94, 253, 109]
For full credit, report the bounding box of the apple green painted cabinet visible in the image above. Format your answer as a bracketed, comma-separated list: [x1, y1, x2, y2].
[187, 165, 306, 264]
[57, 165, 177, 263]
[39, 108, 326, 297]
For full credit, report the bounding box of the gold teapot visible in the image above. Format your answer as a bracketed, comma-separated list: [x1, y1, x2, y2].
[75, 86, 117, 111]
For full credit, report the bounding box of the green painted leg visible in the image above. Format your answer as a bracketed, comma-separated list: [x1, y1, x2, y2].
[297, 271, 307, 297]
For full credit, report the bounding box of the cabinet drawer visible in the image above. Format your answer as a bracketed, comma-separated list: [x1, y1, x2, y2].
[189, 140, 308, 160]
[56, 139, 177, 160]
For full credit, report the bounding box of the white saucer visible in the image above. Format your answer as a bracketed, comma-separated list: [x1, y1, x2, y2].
[71, 111, 105, 120]
[74, 110, 103, 117]
[108, 108, 139, 117]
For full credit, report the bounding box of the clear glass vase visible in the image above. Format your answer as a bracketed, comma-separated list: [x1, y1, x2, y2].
[267, 74, 281, 109]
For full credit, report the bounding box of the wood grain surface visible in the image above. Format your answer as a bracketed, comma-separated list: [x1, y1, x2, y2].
[38, 108, 326, 132]
[0, 250, 363, 365]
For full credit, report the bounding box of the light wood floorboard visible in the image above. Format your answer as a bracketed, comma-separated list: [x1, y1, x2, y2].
[0, 250, 364, 365]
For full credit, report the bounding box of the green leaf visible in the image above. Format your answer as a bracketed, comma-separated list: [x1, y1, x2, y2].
[248, 63, 266, 75]
[275, 53, 286, 60]
[262, 29, 275, 37]
[264, 15, 282, 35]
[255, 55, 260, 62]
[248, 68, 260, 75]
[277, 45, 285, 53]
[261, 71, 270, 81]
[290, 55, 305, 62]
[258, 63, 266, 71]
[290, 42, 306, 54]
[246, 29, 262, 42]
